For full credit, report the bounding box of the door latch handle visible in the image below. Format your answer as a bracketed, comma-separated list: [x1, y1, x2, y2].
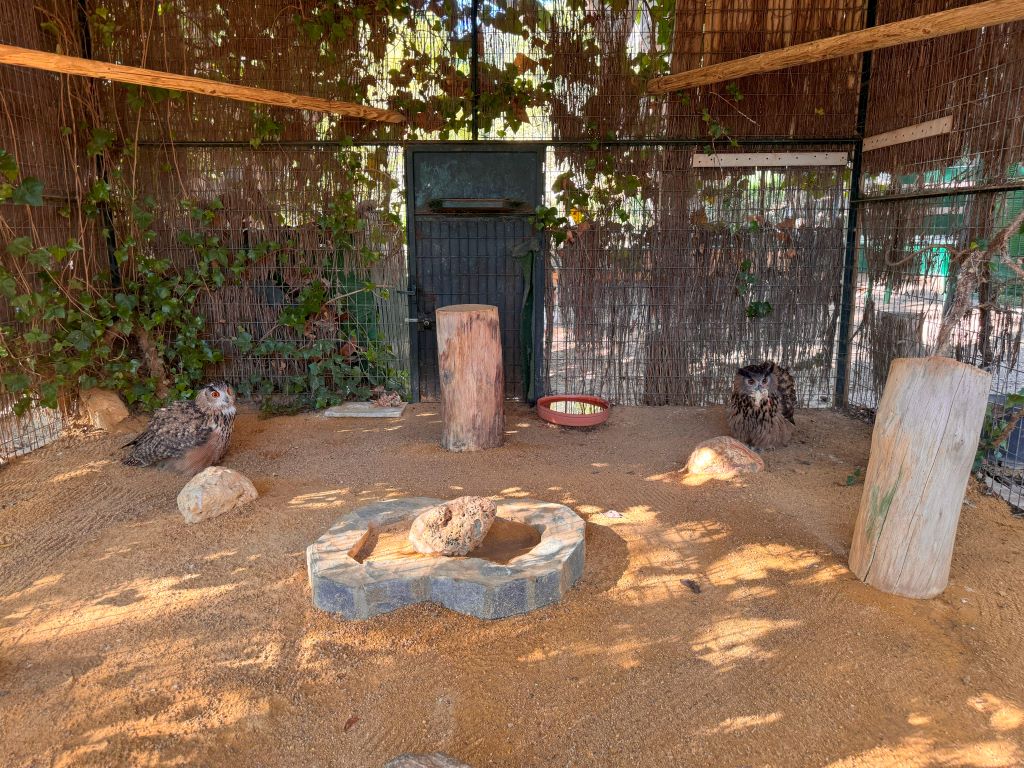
[407, 316, 433, 330]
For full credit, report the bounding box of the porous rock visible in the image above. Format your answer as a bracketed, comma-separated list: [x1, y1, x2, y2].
[177, 466, 257, 524]
[685, 436, 765, 477]
[408, 495, 496, 556]
[383, 754, 471, 768]
[79, 388, 128, 431]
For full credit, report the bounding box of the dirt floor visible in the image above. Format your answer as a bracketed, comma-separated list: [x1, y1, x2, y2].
[1, 404, 1023, 768]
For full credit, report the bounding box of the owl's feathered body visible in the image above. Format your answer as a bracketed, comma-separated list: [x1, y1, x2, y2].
[122, 383, 236, 474]
[727, 361, 796, 449]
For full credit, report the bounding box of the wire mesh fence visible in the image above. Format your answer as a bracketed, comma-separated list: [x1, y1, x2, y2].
[1, 0, 1023, 476]
[130, 143, 411, 405]
[544, 145, 850, 406]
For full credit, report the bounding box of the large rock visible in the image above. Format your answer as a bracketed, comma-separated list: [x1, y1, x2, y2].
[384, 754, 471, 768]
[685, 436, 765, 478]
[408, 496, 496, 556]
[177, 466, 258, 524]
[79, 388, 128, 431]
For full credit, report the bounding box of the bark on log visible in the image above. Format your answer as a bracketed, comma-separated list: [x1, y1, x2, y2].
[849, 356, 991, 598]
[436, 304, 504, 452]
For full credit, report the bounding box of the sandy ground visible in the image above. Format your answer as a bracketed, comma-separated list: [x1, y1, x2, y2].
[1, 404, 1023, 768]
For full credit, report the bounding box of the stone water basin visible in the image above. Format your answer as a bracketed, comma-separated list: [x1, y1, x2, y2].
[306, 497, 585, 620]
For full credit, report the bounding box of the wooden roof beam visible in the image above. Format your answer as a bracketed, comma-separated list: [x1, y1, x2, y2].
[0, 43, 406, 124]
[647, 0, 1024, 95]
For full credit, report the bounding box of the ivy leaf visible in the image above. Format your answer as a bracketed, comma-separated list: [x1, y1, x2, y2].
[0, 149, 17, 182]
[27, 248, 54, 269]
[0, 272, 15, 298]
[87, 127, 116, 156]
[39, 381, 59, 409]
[12, 177, 44, 206]
[746, 300, 774, 319]
[7, 236, 33, 257]
[1, 372, 31, 393]
[23, 329, 50, 344]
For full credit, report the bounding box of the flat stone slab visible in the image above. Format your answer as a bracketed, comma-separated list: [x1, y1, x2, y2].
[307, 497, 585, 620]
[322, 402, 406, 418]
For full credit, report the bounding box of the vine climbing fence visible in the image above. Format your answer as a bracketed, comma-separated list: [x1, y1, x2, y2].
[1, 0, 1023, 463]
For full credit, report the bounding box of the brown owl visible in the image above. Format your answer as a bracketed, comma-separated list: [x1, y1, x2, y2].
[727, 361, 796, 449]
[122, 382, 236, 474]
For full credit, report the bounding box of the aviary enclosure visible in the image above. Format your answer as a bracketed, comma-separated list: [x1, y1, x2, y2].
[1, 0, 1023, 444]
[1, 1, 1024, 766]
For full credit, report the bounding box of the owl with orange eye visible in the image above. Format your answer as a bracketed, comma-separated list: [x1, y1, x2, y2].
[122, 382, 237, 474]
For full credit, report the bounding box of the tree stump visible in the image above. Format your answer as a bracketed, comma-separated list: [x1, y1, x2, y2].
[849, 356, 991, 598]
[435, 304, 504, 451]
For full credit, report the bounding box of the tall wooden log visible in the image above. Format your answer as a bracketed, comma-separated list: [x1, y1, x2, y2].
[0, 43, 405, 123]
[436, 304, 504, 452]
[647, 0, 1024, 94]
[849, 357, 991, 598]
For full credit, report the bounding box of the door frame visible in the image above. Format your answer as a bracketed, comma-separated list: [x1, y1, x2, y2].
[404, 143, 547, 404]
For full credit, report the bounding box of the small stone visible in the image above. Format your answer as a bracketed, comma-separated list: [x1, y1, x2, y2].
[685, 436, 765, 478]
[79, 388, 128, 431]
[176, 467, 257, 524]
[603, 509, 623, 518]
[384, 754, 472, 768]
[408, 496, 496, 556]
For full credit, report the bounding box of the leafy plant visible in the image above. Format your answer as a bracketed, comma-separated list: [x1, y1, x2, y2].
[976, 390, 1024, 472]
[735, 259, 773, 319]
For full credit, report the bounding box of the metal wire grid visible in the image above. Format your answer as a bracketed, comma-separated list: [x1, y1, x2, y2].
[91, 0, 867, 145]
[0, 2, 97, 459]
[862, 9, 1024, 197]
[95, 0, 469, 144]
[478, 0, 866, 142]
[132, 143, 411, 393]
[543, 145, 851, 406]
[846, 190, 1024, 409]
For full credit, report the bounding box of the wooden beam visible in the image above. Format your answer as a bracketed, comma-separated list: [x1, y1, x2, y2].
[0, 43, 405, 124]
[647, 0, 1024, 95]
[862, 115, 953, 152]
[691, 151, 849, 168]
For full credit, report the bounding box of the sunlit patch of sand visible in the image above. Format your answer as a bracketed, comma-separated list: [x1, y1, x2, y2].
[13, 576, 239, 644]
[970, 694, 1024, 732]
[286, 488, 351, 509]
[691, 617, 800, 669]
[708, 543, 821, 587]
[824, 736, 1021, 768]
[701, 711, 783, 735]
[51, 461, 113, 483]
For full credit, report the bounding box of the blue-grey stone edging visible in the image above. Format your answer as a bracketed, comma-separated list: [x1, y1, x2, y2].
[306, 497, 585, 620]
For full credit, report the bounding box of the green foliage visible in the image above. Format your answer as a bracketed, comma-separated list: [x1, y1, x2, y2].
[2, 117, 409, 415]
[0, 175, 243, 413]
[976, 391, 1024, 472]
[228, 146, 408, 413]
[735, 259, 773, 319]
[845, 466, 863, 486]
[250, 109, 283, 148]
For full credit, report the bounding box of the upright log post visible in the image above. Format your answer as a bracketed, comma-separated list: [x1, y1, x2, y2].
[435, 304, 504, 452]
[849, 356, 991, 598]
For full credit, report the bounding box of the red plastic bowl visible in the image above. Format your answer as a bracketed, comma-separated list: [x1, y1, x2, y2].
[536, 395, 610, 427]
